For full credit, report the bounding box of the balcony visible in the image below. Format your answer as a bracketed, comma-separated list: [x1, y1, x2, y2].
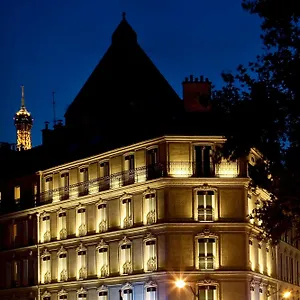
[38, 161, 240, 205]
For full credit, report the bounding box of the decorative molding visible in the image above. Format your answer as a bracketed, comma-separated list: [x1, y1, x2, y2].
[145, 280, 157, 288]
[196, 227, 217, 238]
[40, 211, 50, 218]
[122, 282, 133, 290]
[56, 207, 66, 216]
[96, 239, 108, 250]
[77, 286, 87, 294]
[76, 243, 87, 252]
[119, 236, 131, 246]
[42, 290, 51, 298]
[194, 183, 218, 192]
[120, 192, 132, 201]
[143, 232, 156, 242]
[57, 245, 67, 256]
[58, 289, 68, 296]
[143, 187, 156, 196]
[41, 248, 50, 258]
[98, 285, 108, 292]
[197, 278, 218, 285]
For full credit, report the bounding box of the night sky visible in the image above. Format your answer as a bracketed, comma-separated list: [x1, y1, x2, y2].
[0, 0, 262, 146]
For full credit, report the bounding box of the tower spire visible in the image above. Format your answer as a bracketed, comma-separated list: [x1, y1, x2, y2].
[21, 85, 25, 107]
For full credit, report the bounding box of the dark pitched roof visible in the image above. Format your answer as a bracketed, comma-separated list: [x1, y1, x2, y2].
[64, 17, 182, 138]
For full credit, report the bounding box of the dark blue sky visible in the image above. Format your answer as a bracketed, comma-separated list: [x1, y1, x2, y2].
[0, 0, 262, 146]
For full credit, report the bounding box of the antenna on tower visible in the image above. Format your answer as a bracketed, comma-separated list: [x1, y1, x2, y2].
[21, 85, 25, 107]
[52, 91, 56, 126]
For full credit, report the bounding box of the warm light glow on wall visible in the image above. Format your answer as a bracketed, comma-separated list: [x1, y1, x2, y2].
[258, 243, 264, 273]
[169, 163, 192, 178]
[215, 159, 238, 178]
[266, 246, 272, 276]
[249, 239, 255, 271]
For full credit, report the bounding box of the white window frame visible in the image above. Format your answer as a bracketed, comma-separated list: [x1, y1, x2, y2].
[96, 239, 109, 278]
[41, 249, 51, 284]
[195, 230, 218, 270]
[57, 246, 68, 282]
[77, 287, 87, 300]
[76, 204, 87, 237]
[76, 243, 87, 280]
[120, 194, 133, 229]
[96, 199, 108, 233]
[40, 212, 51, 243]
[119, 237, 132, 275]
[145, 280, 157, 300]
[143, 233, 157, 272]
[121, 282, 133, 300]
[57, 208, 67, 240]
[98, 285, 108, 300]
[194, 185, 218, 222]
[143, 188, 157, 225]
[14, 186, 21, 203]
[197, 282, 218, 300]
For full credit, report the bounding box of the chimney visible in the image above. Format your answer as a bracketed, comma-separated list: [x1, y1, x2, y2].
[182, 75, 212, 112]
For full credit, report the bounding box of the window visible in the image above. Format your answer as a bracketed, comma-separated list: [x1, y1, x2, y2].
[76, 205, 87, 237]
[98, 285, 108, 300]
[146, 148, 159, 180]
[58, 289, 68, 300]
[22, 258, 28, 286]
[60, 173, 69, 200]
[143, 234, 157, 272]
[44, 177, 53, 202]
[145, 281, 157, 300]
[195, 232, 218, 270]
[194, 145, 214, 177]
[57, 208, 67, 240]
[121, 283, 133, 300]
[79, 167, 89, 196]
[76, 243, 87, 280]
[195, 188, 216, 222]
[41, 249, 51, 284]
[42, 291, 51, 300]
[40, 212, 51, 243]
[12, 259, 20, 287]
[57, 246, 68, 282]
[11, 222, 17, 246]
[249, 239, 254, 271]
[96, 201, 108, 233]
[120, 194, 133, 229]
[119, 237, 132, 275]
[143, 190, 156, 225]
[77, 287, 87, 300]
[96, 239, 109, 278]
[198, 285, 217, 300]
[14, 186, 21, 204]
[123, 154, 135, 185]
[99, 161, 110, 191]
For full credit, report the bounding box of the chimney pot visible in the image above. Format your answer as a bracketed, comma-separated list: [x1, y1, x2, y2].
[205, 77, 209, 82]
[44, 121, 49, 130]
[184, 77, 188, 82]
[200, 75, 204, 82]
[195, 77, 199, 82]
[190, 75, 193, 82]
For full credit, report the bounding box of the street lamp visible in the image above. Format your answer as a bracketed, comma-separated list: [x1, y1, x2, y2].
[175, 279, 198, 297]
[267, 289, 291, 299]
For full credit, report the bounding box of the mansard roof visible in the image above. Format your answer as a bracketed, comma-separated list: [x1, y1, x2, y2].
[64, 16, 182, 136]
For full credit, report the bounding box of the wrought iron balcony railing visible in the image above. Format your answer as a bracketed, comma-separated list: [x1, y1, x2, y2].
[38, 161, 239, 205]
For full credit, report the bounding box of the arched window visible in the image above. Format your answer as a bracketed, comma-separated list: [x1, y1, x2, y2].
[120, 194, 133, 229]
[40, 212, 51, 243]
[57, 246, 68, 282]
[57, 208, 67, 240]
[145, 281, 157, 300]
[41, 249, 51, 284]
[119, 237, 132, 275]
[143, 188, 156, 225]
[76, 243, 87, 280]
[76, 204, 87, 237]
[96, 200, 108, 233]
[98, 285, 108, 300]
[143, 233, 157, 272]
[96, 239, 109, 278]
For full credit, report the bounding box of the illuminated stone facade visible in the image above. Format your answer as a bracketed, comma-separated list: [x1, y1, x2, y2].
[0, 136, 300, 300]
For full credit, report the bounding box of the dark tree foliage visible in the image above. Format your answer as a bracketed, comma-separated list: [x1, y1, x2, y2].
[214, 0, 300, 243]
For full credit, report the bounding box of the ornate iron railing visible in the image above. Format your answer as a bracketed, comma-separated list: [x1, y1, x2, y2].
[38, 161, 239, 205]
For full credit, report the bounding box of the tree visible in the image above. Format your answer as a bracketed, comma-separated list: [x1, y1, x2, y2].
[214, 0, 300, 243]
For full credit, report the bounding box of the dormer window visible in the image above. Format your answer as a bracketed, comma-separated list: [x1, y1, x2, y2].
[79, 167, 89, 196]
[60, 173, 69, 200]
[123, 154, 135, 185]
